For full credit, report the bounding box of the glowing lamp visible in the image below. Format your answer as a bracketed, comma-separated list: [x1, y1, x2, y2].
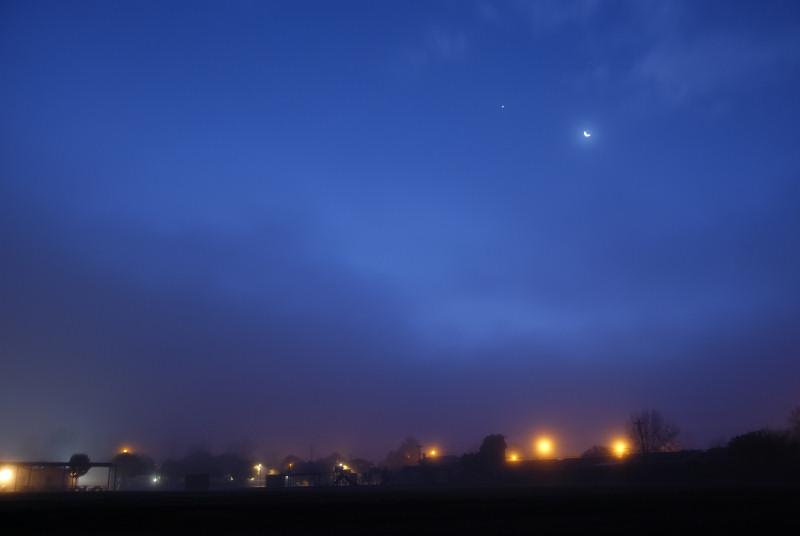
[537, 439, 552, 456]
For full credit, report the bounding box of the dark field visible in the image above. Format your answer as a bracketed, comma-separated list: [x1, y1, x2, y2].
[2, 484, 798, 535]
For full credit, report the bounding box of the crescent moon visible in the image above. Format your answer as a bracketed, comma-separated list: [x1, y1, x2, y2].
[583, 130, 591, 137]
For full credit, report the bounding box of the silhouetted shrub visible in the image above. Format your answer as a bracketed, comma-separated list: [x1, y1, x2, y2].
[728, 429, 796, 465]
[581, 445, 612, 459]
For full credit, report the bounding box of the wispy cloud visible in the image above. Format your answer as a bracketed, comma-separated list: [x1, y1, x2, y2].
[635, 31, 800, 105]
[500, 1, 800, 108]
[510, 0, 602, 32]
[399, 26, 468, 73]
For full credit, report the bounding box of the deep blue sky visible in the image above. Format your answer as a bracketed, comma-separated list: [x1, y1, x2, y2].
[2, 1, 799, 464]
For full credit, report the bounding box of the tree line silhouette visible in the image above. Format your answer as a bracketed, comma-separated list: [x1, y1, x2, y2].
[67, 406, 800, 488]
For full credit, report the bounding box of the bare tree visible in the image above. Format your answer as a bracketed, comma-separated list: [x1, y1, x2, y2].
[111, 451, 155, 489]
[383, 436, 421, 469]
[626, 409, 680, 454]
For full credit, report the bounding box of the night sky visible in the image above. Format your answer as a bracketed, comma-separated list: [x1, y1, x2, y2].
[2, 1, 799, 464]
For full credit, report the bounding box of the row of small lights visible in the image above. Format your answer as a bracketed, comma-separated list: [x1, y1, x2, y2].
[118, 439, 630, 462]
[0, 440, 632, 487]
[113, 438, 630, 478]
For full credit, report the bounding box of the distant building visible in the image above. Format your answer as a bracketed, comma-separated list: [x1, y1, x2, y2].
[0, 462, 116, 492]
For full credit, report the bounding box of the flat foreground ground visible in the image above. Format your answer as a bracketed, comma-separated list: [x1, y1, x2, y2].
[2, 483, 798, 535]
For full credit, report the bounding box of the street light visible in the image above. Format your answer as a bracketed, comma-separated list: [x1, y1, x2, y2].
[537, 438, 553, 458]
[254, 464, 263, 487]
